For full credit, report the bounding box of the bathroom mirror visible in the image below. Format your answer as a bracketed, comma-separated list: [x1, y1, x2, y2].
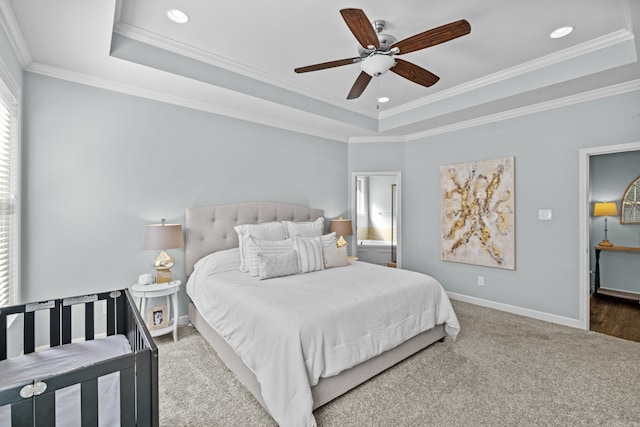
[351, 172, 401, 268]
[621, 175, 640, 224]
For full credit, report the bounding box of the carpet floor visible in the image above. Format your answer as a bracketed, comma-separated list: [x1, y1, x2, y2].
[155, 300, 640, 426]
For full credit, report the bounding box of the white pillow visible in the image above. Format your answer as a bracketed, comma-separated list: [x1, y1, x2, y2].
[192, 247, 240, 275]
[234, 222, 287, 273]
[257, 250, 299, 280]
[293, 236, 324, 274]
[323, 245, 348, 268]
[283, 218, 324, 238]
[320, 232, 337, 249]
[247, 236, 293, 276]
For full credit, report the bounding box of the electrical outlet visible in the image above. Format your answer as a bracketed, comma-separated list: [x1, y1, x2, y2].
[477, 276, 485, 286]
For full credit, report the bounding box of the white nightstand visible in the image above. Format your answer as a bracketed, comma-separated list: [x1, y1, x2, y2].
[130, 280, 181, 342]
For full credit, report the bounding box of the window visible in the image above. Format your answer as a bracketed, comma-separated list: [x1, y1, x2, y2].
[0, 69, 19, 307]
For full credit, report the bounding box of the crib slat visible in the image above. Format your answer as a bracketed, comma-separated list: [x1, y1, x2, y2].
[116, 292, 126, 335]
[62, 304, 72, 344]
[120, 366, 136, 427]
[81, 378, 99, 426]
[0, 314, 6, 360]
[49, 300, 61, 347]
[85, 301, 94, 341]
[11, 399, 34, 426]
[107, 295, 115, 336]
[23, 312, 35, 354]
[34, 391, 55, 427]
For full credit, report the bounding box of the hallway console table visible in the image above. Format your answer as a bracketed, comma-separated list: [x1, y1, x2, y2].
[594, 245, 640, 302]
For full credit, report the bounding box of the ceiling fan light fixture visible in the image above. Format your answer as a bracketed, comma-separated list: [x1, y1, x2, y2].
[360, 55, 395, 77]
[167, 9, 189, 24]
[550, 26, 573, 39]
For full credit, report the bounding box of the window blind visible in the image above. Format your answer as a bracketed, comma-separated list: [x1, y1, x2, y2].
[0, 80, 17, 307]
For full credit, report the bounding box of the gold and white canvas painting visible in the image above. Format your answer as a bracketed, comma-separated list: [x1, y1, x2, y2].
[440, 156, 515, 270]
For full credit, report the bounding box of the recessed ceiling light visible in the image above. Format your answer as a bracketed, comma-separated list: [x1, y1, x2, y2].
[167, 9, 189, 24]
[377, 96, 390, 103]
[550, 26, 573, 39]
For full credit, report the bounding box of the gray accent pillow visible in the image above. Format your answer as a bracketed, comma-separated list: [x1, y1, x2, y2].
[257, 250, 299, 280]
[323, 245, 348, 268]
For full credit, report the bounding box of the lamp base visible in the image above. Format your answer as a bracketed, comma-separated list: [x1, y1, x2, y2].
[598, 239, 614, 247]
[155, 270, 172, 283]
[336, 236, 348, 248]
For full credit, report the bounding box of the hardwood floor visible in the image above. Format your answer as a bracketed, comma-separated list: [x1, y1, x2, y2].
[590, 294, 640, 343]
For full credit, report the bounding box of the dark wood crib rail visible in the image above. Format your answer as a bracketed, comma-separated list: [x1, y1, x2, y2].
[0, 289, 159, 427]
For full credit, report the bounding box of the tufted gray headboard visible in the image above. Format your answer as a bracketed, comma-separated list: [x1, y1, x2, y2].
[185, 202, 324, 275]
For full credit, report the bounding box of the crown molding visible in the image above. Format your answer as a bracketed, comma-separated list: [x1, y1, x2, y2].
[26, 62, 350, 143]
[0, 0, 32, 68]
[380, 29, 635, 120]
[348, 79, 640, 143]
[112, 22, 376, 119]
[404, 78, 640, 141]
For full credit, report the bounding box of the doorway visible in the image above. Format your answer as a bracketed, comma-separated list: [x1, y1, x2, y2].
[351, 172, 401, 268]
[579, 141, 640, 331]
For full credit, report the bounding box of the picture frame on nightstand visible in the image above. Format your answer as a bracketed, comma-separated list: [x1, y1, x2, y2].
[148, 305, 169, 330]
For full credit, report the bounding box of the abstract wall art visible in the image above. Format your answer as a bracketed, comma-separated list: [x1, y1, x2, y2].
[440, 156, 515, 270]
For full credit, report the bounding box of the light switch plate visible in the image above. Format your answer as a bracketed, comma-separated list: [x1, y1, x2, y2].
[538, 209, 552, 220]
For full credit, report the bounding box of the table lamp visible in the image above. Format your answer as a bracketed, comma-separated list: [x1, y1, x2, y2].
[593, 202, 618, 247]
[143, 219, 184, 283]
[329, 217, 353, 248]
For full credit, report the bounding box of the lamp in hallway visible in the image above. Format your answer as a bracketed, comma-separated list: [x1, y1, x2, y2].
[330, 217, 353, 248]
[143, 219, 184, 283]
[593, 202, 618, 247]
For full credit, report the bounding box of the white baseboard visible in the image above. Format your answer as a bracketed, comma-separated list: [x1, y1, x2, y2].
[178, 314, 190, 326]
[447, 292, 583, 329]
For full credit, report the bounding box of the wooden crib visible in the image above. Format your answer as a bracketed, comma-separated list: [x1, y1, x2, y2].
[0, 289, 158, 426]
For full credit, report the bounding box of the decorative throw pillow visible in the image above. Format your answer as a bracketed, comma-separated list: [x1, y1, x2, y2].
[257, 250, 299, 280]
[293, 236, 324, 274]
[247, 236, 293, 276]
[283, 218, 324, 238]
[323, 245, 348, 268]
[234, 222, 287, 273]
[320, 232, 337, 249]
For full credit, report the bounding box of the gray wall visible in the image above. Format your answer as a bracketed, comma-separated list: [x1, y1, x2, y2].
[589, 151, 640, 293]
[22, 73, 347, 315]
[349, 89, 640, 321]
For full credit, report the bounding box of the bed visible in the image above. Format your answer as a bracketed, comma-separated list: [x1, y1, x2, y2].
[185, 202, 460, 427]
[0, 289, 158, 426]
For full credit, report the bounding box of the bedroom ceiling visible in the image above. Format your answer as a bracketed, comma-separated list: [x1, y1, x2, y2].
[3, 0, 639, 142]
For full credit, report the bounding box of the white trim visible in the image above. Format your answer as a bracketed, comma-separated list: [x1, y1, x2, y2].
[349, 79, 640, 144]
[112, 22, 376, 119]
[578, 140, 640, 330]
[447, 292, 582, 329]
[26, 62, 350, 143]
[0, 0, 32, 68]
[0, 53, 20, 308]
[380, 29, 634, 119]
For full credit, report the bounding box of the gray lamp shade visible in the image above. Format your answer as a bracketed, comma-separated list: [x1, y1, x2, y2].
[143, 223, 184, 250]
[329, 218, 353, 237]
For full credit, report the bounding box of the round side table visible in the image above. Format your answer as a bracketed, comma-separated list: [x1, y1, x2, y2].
[130, 280, 181, 342]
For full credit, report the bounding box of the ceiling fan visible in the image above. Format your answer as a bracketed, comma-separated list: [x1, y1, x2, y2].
[294, 8, 471, 100]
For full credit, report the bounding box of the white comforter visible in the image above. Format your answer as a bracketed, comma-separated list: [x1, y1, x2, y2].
[187, 255, 460, 427]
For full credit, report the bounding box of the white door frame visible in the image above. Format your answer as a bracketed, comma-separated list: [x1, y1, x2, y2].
[578, 141, 640, 330]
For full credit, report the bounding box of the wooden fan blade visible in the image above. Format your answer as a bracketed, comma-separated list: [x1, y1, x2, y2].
[391, 19, 471, 55]
[295, 57, 361, 73]
[347, 71, 372, 99]
[340, 9, 380, 50]
[390, 59, 440, 88]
